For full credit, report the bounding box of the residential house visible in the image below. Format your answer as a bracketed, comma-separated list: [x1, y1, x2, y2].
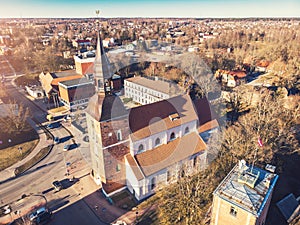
[215, 69, 247, 87]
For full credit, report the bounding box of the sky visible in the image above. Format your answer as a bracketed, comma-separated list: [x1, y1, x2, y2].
[0, 0, 299, 18]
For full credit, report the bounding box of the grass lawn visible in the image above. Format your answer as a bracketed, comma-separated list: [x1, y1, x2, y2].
[0, 122, 39, 171]
[0, 139, 39, 171]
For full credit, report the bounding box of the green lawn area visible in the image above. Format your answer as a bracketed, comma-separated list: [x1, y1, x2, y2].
[0, 139, 39, 171]
[0, 122, 39, 171]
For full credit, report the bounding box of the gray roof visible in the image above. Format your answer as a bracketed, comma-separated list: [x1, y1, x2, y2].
[58, 77, 93, 88]
[94, 32, 114, 81]
[277, 193, 300, 222]
[214, 163, 279, 217]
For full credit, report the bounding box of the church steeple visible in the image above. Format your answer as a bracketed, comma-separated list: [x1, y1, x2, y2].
[94, 30, 113, 94]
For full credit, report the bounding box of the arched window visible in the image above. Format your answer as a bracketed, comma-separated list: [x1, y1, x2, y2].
[151, 177, 156, 190]
[184, 126, 189, 134]
[155, 138, 160, 146]
[117, 130, 122, 141]
[138, 144, 144, 153]
[170, 132, 176, 140]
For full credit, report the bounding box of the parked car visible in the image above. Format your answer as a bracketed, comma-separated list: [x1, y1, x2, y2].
[52, 180, 63, 191]
[63, 144, 70, 151]
[28, 207, 48, 221]
[31, 211, 52, 225]
[46, 124, 54, 129]
[63, 115, 71, 122]
[54, 137, 59, 144]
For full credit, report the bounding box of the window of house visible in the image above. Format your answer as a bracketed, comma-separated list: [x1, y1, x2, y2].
[116, 164, 121, 172]
[170, 132, 176, 140]
[155, 138, 160, 146]
[185, 126, 189, 134]
[117, 130, 122, 141]
[151, 177, 156, 190]
[138, 144, 144, 153]
[230, 206, 237, 217]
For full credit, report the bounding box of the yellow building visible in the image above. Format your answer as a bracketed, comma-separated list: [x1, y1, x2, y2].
[210, 161, 278, 225]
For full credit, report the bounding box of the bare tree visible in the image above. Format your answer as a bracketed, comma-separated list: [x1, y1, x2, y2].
[0, 100, 30, 135]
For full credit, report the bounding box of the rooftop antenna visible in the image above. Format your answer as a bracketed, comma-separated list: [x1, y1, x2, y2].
[250, 148, 258, 173]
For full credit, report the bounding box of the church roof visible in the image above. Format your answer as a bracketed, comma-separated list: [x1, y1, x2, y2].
[94, 32, 114, 81]
[129, 94, 198, 141]
[134, 132, 206, 178]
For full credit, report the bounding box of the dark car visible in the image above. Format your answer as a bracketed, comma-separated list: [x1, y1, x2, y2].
[46, 124, 54, 129]
[54, 137, 59, 144]
[52, 180, 63, 191]
[31, 211, 52, 225]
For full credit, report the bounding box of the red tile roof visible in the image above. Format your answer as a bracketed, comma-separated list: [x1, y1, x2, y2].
[129, 94, 198, 141]
[134, 132, 206, 177]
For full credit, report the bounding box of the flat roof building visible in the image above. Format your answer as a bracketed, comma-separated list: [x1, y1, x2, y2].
[211, 161, 279, 225]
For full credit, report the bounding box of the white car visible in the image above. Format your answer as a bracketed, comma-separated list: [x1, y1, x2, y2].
[63, 144, 70, 151]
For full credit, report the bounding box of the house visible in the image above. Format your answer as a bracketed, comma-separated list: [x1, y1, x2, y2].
[215, 69, 247, 87]
[188, 46, 200, 53]
[210, 161, 278, 225]
[256, 60, 270, 73]
[72, 39, 91, 48]
[86, 32, 218, 201]
[74, 51, 96, 75]
[102, 38, 115, 48]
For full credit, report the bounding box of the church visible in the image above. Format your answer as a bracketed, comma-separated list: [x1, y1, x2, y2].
[86, 33, 218, 201]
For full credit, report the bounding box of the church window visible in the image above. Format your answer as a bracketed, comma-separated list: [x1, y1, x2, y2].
[155, 138, 161, 146]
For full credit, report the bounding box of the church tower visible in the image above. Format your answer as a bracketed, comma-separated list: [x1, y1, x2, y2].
[93, 31, 112, 94]
[86, 30, 130, 194]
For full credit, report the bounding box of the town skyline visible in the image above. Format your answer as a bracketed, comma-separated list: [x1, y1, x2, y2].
[0, 0, 300, 19]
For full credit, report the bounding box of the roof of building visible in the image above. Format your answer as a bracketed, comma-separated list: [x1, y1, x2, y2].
[94, 32, 114, 82]
[86, 93, 128, 122]
[192, 97, 219, 129]
[213, 163, 279, 217]
[276, 193, 300, 223]
[125, 76, 181, 95]
[51, 74, 83, 86]
[133, 132, 206, 178]
[125, 153, 145, 181]
[58, 77, 93, 88]
[129, 94, 198, 141]
[51, 70, 79, 78]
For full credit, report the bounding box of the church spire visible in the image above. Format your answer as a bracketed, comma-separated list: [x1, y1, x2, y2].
[94, 20, 112, 94]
